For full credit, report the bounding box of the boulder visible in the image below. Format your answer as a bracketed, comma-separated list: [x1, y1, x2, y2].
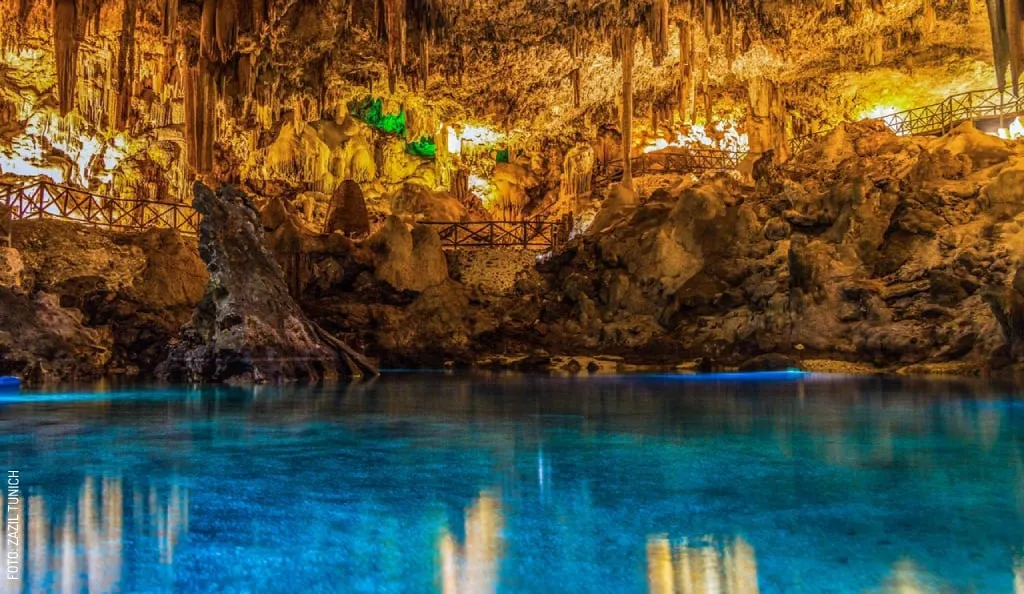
[367, 216, 448, 292]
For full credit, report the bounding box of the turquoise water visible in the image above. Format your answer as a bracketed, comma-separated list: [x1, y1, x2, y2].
[1, 374, 1023, 593]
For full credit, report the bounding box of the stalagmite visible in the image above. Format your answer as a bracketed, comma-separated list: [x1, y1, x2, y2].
[114, 0, 139, 131]
[619, 25, 635, 191]
[53, 0, 79, 116]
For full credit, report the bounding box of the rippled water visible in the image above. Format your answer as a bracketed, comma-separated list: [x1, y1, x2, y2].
[1, 373, 1023, 593]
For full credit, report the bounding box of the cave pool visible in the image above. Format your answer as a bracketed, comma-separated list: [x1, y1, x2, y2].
[1, 373, 1023, 593]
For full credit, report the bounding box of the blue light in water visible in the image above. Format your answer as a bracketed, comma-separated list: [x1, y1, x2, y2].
[643, 369, 812, 382]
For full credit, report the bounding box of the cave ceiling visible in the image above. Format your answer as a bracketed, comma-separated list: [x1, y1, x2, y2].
[0, 0, 1005, 188]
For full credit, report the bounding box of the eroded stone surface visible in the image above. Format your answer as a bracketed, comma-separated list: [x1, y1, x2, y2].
[159, 183, 365, 384]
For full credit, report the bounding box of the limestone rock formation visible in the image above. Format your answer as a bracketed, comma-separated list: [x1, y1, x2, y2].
[160, 183, 376, 384]
[0, 219, 208, 382]
[0, 290, 112, 382]
[309, 120, 1024, 374]
[0, 247, 22, 289]
[367, 216, 449, 292]
[325, 180, 370, 236]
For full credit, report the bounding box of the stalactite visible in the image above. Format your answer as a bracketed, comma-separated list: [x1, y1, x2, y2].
[693, 61, 706, 123]
[921, 0, 935, 34]
[237, 53, 254, 99]
[251, 0, 265, 31]
[53, 0, 79, 116]
[677, 21, 692, 124]
[726, 3, 735, 66]
[619, 25, 635, 191]
[571, 68, 581, 108]
[215, 0, 238, 61]
[162, 0, 178, 39]
[702, 0, 712, 40]
[1004, 0, 1022, 94]
[704, 84, 712, 125]
[200, 0, 216, 59]
[184, 57, 218, 175]
[647, 0, 670, 66]
[115, 0, 138, 131]
[378, 0, 407, 93]
[420, 35, 430, 90]
[987, 0, 1010, 91]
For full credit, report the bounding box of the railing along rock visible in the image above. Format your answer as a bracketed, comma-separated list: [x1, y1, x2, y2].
[0, 180, 199, 235]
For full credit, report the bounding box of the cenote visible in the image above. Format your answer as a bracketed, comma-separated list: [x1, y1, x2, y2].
[2, 373, 1023, 593]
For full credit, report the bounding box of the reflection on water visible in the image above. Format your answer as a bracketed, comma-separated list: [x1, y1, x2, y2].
[2, 374, 1024, 592]
[1, 477, 188, 593]
[440, 491, 504, 594]
[647, 536, 758, 594]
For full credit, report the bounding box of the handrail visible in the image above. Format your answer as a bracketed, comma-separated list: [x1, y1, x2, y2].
[594, 148, 747, 188]
[0, 180, 199, 235]
[790, 86, 1024, 153]
[419, 219, 570, 251]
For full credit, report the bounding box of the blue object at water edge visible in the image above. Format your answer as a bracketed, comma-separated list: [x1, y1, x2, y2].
[0, 376, 20, 389]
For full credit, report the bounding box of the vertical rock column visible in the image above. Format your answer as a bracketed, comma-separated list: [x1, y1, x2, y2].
[747, 76, 788, 160]
[114, 0, 139, 131]
[620, 26, 636, 191]
[53, 0, 79, 116]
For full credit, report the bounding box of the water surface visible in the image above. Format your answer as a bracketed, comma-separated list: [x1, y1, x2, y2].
[1, 373, 1023, 593]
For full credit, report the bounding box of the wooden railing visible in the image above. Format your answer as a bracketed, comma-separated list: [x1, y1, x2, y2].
[420, 219, 571, 251]
[789, 87, 1024, 154]
[883, 87, 1024, 136]
[595, 148, 747, 188]
[0, 180, 199, 235]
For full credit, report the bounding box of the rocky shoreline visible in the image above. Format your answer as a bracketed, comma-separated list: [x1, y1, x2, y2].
[5, 121, 1024, 383]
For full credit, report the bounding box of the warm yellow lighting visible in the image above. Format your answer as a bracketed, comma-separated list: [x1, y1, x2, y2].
[459, 124, 503, 145]
[643, 121, 749, 154]
[997, 117, 1024, 140]
[468, 173, 494, 205]
[859, 104, 915, 136]
[0, 108, 129, 186]
[446, 127, 462, 154]
[859, 105, 901, 121]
